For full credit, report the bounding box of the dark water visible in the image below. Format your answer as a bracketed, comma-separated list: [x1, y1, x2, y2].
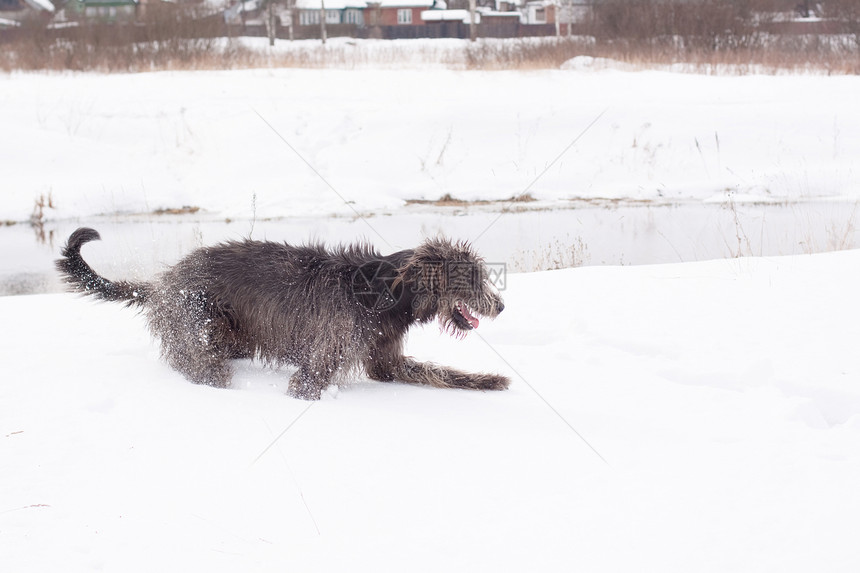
[2, 201, 857, 296]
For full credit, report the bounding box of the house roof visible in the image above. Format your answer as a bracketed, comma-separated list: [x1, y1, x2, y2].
[294, 0, 368, 9]
[376, 0, 436, 8]
[294, 0, 439, 8]
[478, 9, 521, 18]
[226, 0, 259, 12]
[421, 9, 472, 22]
[23, 0, 54, 12]
[72, 0, 138, 5]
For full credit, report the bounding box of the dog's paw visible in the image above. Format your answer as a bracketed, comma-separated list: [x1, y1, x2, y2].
[287, 377, 324, 401]
[477, 373, 511, 391]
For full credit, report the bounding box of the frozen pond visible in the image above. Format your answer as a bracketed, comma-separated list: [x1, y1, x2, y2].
[1, 200, 858, 296]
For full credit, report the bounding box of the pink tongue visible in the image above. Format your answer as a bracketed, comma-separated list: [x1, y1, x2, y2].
[460, 304, 480, 329]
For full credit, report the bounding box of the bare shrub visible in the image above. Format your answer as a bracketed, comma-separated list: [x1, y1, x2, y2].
[1, 0, 859, 73]
[30, 192, 55, 245]
[587, 0, 769, 54]
[824, 0, 860, 53]
[1, 6, 236, 73]
[512, 236, 590, 272]
[575, 0, 859, 74]
[464, 37, 594, 69]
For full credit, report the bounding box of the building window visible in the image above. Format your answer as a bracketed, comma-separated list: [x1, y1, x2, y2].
[300, 10, 320, 25]
[344, 9, 363, 25]
[534, 7, 546, 23]
[397, 8, 412, 24]
[326, 9, 340, 24]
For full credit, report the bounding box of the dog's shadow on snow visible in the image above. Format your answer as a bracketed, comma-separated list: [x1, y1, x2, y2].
[228, 360, 354, 399]
[228, 360, 294, 395]
[225, 359, 430, 400]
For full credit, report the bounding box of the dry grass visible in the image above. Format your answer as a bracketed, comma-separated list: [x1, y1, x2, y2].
[1, 1, 859, 73]
[584, 0, 860, 74]
[29, 191, 56, 245]
[152, 205, 201, 215]
[511, 236, 591, 272]
[405, 192, 537, 207]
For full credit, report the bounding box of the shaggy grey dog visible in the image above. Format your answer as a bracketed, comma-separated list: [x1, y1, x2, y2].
[56, 228, 509, 400]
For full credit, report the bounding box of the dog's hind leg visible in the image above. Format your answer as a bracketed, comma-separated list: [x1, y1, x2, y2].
[147, 290, 233, 388]
[164, 342, 233, 388]
[287, 367, 330, 401]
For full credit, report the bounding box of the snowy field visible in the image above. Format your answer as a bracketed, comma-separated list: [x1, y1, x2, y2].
[3, 56, 860, 291]
[2, 57, 860, 223]
[2, 50, 860, 571]
[2, 251, 860, 572]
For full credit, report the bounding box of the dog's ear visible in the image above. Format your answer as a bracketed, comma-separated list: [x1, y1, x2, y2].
[400, 241, 449, 295]
[417, 259, 445, 295]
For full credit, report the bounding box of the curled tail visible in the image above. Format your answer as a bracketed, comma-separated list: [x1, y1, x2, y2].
[55, 227, 150, 306]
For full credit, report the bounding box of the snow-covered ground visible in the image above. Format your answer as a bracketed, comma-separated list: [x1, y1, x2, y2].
[2, 59, 859, 224]
[2, 251, 860, 572]
[2, 49, 860, 570]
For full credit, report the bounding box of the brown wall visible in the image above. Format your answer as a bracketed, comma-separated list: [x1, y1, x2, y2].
[376, 7, 424, 26]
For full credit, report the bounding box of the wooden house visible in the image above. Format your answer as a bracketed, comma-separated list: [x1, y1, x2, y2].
[366, 0, 440, 26]
[294, 0, 367, 26]
[65, 0, 139, 21]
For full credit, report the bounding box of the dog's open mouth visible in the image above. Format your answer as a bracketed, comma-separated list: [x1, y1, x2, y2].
[454, 301, 480, 330]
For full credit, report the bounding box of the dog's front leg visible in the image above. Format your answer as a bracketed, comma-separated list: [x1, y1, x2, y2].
[364, 336, 510, 392]
[394, 357, 510, 392]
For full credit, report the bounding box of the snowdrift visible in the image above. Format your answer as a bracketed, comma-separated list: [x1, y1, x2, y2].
[3, 67, 860, 223]
[2, 251, 859, 572]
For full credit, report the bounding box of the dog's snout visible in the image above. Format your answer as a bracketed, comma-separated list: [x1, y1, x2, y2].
[496, 300, 505, 313]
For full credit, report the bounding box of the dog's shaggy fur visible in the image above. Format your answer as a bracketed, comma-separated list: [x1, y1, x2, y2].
[56, 228, 509, 400]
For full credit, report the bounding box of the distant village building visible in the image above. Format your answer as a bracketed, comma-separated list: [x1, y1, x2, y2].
[64, 0, 139, 21]
[217, 0, 581, 36]
[522, 0, 554, 25]
[294, 0, 367, 26]
[366, 0, 440, 26]
[0, 0, 55, 24]
[421, 7, 472, 24]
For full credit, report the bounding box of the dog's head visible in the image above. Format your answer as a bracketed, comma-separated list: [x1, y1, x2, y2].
[402, 238, 505, 337]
